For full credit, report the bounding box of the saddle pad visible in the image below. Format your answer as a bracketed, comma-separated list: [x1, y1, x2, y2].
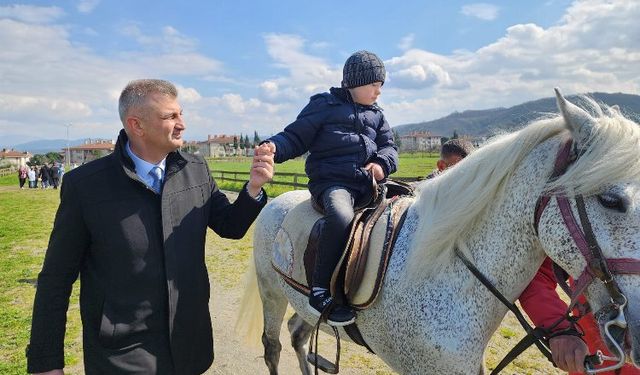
[272, 199, 322, 286]
[348, 197, 413, 308]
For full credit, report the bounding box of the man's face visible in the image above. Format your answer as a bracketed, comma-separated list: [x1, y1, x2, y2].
[349, 82, 383, 106]
[138, 93, 186, 154]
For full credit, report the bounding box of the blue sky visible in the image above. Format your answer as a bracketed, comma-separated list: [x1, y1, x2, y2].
[1, 0, 639, 146]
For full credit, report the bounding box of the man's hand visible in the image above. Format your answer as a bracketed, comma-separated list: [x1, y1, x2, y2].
[247, 142, 275, 197]
[364, 162, 385, 182]
[33, 370, 64, 375]
[549, 334, 588, 373]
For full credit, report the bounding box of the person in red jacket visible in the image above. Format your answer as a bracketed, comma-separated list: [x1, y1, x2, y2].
[521, 258, 640, 374]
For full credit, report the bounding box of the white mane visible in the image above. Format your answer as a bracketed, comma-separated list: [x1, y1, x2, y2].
[408, 98, 640, 278]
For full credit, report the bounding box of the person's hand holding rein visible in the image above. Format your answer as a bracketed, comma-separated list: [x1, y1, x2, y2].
[365, 162, 385, 181]
[549, 334, 588, 373]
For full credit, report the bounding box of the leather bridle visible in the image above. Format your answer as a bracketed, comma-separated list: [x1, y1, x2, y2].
[534, 138, 640, 373]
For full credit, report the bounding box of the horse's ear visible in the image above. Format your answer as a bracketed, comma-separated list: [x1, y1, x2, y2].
[554, 88, 596, 146]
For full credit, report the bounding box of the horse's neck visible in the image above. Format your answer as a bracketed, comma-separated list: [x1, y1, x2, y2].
[464, 138, 559, 302]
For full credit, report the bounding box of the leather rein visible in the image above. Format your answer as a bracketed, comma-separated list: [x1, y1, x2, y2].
[457, 138, 640, 374]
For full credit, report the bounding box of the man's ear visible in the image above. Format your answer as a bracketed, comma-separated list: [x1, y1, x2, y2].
[436, 159, 446, 171]
[125, 116, 144, 137]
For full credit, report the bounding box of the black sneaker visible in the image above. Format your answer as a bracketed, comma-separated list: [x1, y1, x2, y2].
[307, 290, 356, 326]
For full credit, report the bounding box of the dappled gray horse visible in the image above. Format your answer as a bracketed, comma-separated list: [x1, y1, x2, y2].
[237, 90, 640, 374]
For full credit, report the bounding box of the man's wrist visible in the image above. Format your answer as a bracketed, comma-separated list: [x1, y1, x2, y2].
[246, 183, 263, 200]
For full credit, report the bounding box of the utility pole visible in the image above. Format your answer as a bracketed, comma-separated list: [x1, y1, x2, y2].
[63, 123, 72, 167]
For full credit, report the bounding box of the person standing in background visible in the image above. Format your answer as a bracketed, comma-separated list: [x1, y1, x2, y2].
[18, 164, 28, 189]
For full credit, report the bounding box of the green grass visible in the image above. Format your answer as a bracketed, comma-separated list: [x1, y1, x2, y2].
[0, 187, 83, 374]
[0, 174, 18, 187]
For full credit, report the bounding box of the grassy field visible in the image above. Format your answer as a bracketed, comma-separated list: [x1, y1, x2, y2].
[0, 169, 562, 374]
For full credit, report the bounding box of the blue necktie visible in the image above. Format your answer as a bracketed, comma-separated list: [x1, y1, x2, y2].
[149, 166, 162, 193]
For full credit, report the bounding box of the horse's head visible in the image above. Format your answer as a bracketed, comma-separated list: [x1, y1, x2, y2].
[537, 90, 640, 369]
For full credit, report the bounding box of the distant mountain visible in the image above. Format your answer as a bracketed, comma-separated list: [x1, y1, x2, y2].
[10, 139, 84, 155]
[393, 92, 640, 137]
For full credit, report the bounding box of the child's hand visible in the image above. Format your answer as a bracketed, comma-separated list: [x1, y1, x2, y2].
[247, 144, 275, 197]
[257, 141, 276, 156]
[364, 162, 385, 181]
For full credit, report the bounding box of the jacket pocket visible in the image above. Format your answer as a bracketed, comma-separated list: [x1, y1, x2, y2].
[98, 299, 151, 349]
[98, 299, 118, 348]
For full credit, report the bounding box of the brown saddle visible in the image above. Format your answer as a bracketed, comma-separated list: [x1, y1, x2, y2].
[304, 179, 414, 310]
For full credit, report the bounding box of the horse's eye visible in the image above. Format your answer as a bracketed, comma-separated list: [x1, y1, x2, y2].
[597, 193, 627, 213]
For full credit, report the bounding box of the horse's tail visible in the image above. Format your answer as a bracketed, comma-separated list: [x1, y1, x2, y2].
[234, 253, 263, 346]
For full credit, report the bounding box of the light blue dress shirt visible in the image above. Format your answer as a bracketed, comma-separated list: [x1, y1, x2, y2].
[126, 141, 166, 192]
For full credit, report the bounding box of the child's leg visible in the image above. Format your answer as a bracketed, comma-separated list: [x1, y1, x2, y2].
[312, 186, 356, 289]
[307, 186, 358, 326]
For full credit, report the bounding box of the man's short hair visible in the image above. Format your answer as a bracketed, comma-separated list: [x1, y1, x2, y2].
[118, 79, 178, 123]
[441, 139, 475, 158]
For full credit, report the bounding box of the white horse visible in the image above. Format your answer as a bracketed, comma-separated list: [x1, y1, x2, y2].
[237, 90, 640, 374]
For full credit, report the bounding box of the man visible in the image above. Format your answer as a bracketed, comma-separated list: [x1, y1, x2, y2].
[27, 79, 275, 374]
[426, 138, 474, 179]
[426, 138, 590, 373]
[49, 162, 60, 189]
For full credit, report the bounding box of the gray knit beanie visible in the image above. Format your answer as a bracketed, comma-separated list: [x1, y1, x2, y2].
[341, 50, 386, 88]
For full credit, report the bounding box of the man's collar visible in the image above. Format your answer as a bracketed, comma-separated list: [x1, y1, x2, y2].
[125, 141, 166, 176]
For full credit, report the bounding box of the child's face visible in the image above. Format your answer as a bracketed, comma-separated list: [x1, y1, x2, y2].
[349, 82, 383, 106]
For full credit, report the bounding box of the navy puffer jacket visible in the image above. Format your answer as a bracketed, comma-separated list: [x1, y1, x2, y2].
[268, 87, 398, 198]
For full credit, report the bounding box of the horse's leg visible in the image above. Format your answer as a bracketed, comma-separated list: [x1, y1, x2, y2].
[287, 313, 313, 375]
[258, 272, 289, 374]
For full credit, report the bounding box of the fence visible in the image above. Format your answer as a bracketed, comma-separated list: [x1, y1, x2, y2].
[0, 167, 16, 177]
[211, 170, 422, 191]
[212, 170, 308, 189]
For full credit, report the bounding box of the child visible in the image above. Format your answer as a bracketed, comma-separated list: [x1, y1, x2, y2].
[265, 50, 398, 326]
[426, 138, 475, 179]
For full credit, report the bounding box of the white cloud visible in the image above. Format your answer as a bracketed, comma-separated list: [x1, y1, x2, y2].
[0, 11, 224, 140]
[385, 49, 459, 90]
[0, 94, 92, 120]
[461, 3, 500, 21]
[2, 1, 640, 144]
[398, 34, 415, 51]
[120, 23, 198, 53]
[176, 86, 202, 103]
[77, 0, 100, 14]
[0, 4, 64, 23]
[183, 94, 290, 140]
[381, 0, 640, 126]
[259, 81, 279, 100]
[263, 33, 341, 96]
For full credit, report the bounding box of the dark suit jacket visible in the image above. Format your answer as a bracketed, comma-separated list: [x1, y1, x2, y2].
[27, 130, 266, 374]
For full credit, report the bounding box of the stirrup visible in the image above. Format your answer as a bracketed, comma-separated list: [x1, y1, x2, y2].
[307, 305, 341, 374]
